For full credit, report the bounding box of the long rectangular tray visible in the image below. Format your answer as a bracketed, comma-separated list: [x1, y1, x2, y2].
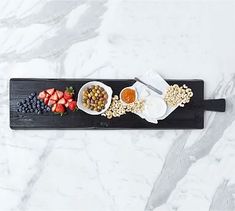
[9, 78, 223, 129]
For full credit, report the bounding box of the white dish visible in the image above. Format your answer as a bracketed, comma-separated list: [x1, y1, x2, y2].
[119, 86, 137, 105]
[142, 95, 167, 119]
[77, 81, 113, 115]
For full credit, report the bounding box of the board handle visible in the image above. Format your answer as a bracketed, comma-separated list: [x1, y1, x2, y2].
[203, 99, 226, 112]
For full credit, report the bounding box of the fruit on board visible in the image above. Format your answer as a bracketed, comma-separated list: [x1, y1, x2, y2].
[37, 86, 77, 115]
[57, 98, 66, 105]
[46, 88, 55, 95]
[68, 101, 78, 111]
[38, 91, 46, 99]
[64, 86, 74, 100]
[56, 90, 64, 99]
[55, 104, 65, 115]
[17, 92, 50, 115]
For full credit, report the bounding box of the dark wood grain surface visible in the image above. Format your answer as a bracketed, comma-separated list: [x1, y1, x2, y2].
[10, 79, 204, 129]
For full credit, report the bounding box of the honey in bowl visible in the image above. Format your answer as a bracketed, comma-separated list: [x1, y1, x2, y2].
[120, 87, 137, 104]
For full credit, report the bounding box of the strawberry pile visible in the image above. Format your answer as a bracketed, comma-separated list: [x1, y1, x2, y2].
[38, 86, 77, 115]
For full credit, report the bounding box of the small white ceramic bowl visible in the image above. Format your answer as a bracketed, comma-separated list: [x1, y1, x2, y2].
[77, 81, 113, 115]
[119, 86, 138, 105]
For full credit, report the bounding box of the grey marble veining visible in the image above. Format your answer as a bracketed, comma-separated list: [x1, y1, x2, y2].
[0, 1, 235, 211]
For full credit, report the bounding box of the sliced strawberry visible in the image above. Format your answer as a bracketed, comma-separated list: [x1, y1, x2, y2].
[46, 88, 55, 95]
[38, 91, 46, 99]
[50, 92, 58, 101]
[56, 90, 64, 99]
[65, 102, 69, 108]
[48, 99, 56, 106]
[52, 103, 57, 112]
[64, 86, 74, 100]
[55, 104, 65, 115]
[45, 93, 50, 98]
[67, 98, 73, 102]
[68, 101, 78, 111]
[57, 98, 66, 105]
[44, 97, 49, 105]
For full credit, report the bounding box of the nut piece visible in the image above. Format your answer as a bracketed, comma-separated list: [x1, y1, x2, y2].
[101, 95, 144, 119]
[164, 84, 193, 107]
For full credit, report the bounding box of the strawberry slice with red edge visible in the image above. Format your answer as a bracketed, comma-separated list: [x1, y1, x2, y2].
[38, 91, 46, 99]
[64, 86, 74, 100]
[56, 90, 64, 99]
[46, 88, 55, 95]
[48, 99, 56, 106]
[57, 98, 66, 105]
[68, 101, 78, 111]
[44, 97, 49, 105]
[55, 104, 65, 116]
[50, 92, 58, 101]
[52, 103, 57, 112]
[45, 93, 50, 98]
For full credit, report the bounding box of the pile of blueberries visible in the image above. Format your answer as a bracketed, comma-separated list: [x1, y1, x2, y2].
[17, 92, 51, 114]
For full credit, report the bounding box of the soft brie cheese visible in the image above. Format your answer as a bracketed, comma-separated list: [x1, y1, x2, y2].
[142, 95, 167, 119]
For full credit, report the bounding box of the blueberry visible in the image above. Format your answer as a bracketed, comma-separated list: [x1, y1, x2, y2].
[46, 107, 51, 112]
[29, 95, 32, 99]
[31, 93, 36, 97]
[22, 110, 25, 113]
[17, 102, 21, 106]
[37, 111, 41, 115]
[32, 105, 36, 109]
[30, 109, 34, 112]
[23, 103, 27, 107]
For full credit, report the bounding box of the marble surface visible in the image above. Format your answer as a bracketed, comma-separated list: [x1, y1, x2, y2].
[1, 0, 235, 211]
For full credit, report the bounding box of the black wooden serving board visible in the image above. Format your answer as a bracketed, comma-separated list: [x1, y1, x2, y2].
[10, 78, 213, 130]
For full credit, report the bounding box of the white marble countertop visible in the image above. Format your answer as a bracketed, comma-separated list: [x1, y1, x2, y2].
[1, 1, 235, 211]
